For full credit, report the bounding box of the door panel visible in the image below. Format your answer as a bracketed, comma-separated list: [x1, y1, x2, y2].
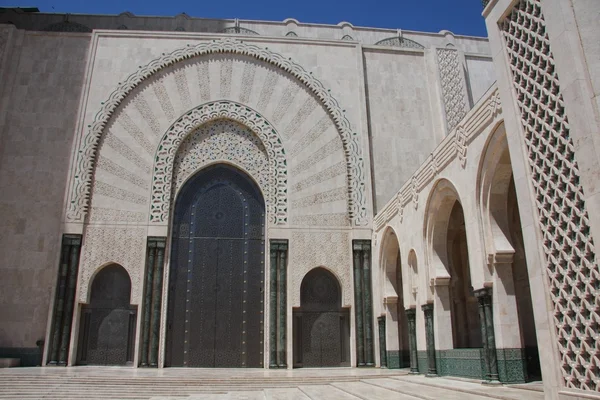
[166, 164, 264, 368]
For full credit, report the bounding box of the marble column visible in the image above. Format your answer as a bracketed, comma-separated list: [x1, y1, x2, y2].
[48, 234, 82, 366]
[140, 237, 166, 367]
[269, 240, 288, 368]
[406, 308, 419, 374]
[475, 287, 499, 383]
[422, 303, 437, 377]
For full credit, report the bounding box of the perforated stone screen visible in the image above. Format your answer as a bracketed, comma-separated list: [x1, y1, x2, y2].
[500, 0, 599, 391]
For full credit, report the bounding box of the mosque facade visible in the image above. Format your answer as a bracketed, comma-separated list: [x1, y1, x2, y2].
[0, 1, 598, 399]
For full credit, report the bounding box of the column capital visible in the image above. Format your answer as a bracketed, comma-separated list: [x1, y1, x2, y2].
[421, 303, 434, 313]
[473, 287, 492, 299]
[406, 308, 417, 318]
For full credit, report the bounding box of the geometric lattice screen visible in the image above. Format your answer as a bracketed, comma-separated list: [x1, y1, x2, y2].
[500, 0, 599, 391]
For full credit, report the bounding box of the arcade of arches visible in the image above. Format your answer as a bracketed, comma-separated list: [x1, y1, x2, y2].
[375, 123, 542, 383]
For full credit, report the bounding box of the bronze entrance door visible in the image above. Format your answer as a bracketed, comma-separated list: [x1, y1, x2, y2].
[165, 164, 265, 368]
[293, 268, 350, 367]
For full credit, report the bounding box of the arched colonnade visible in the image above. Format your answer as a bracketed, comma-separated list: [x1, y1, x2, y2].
[373, 89, 542, 383]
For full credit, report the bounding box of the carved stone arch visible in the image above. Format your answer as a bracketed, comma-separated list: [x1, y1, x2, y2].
[476, 122, 515, 263]
[423, 178, 463, 283]
[152, 102, 287, 225]
[66, 39, 366, 226]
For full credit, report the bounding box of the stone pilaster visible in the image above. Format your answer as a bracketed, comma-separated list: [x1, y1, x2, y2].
[48, 234, 82, 366]
[406, 308, 419, 374]
[269, 240, 288, 368]
[353, 240, 374, 366]
[378, 316, 387, 368]
[422, 303, 437, 377]
[139, 237, 165, 367]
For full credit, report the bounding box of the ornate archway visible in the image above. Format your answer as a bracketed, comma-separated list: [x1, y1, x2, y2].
[66, 39, 367, 226]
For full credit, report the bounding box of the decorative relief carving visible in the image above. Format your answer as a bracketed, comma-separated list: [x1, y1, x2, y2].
[455, 126, 467, 168]
[290, 213, 349, 227]
[174, 68, 192, 110]
[96, 156, 149, 189]
[501, 0, 599, 391]
[290, 231, 352, 307]
[117, 112, 155, 156]
[289, 114, 332, 158]
[291, 161, 346, 193]
[94, 181, 147, 205]
[172, 119, 271, 213]
[196, 61, 211, 102]
[239, 61, 257, 104]
[375, 36, 424, 49]
[290, 187, 347, 209]
[78, 226, 146, 304]
[133, 96, 162, 137]
[437, 48, 468, 133]
[150, 101, 288, 225]
[88, 207, 146, 223]
[282, 96, 318, 140]
[219, 58, 233, 99]
[67, 39, 367, 226]
[256, 71, 279, 112]
[271, 84, 297, 124]
[291, 137, 343, 176]
[152, 80, 176, 121]
[103, 132, 151, 174]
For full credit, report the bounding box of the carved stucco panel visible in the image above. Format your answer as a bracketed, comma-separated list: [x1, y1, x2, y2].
[66, 38, 367, 226]
[172, 119, 270, 214]
[289, 231, 352, 308]
[78, 226, 146, 305]
[151, 101, 287, 225]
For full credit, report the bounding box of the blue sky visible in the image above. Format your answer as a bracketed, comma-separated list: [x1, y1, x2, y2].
[2, 0, 489, 37]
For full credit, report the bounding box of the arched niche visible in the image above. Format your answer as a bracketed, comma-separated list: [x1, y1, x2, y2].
[293, 267, 350, 367]
[77, 264, 137, 366]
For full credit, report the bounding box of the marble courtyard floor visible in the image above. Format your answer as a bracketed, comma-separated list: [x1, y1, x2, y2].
[0, 367, 544, 400]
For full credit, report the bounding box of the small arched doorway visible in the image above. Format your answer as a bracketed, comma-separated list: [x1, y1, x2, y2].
[293, 268, 350, 367]
[77, 264, 136, 365]
[165, 164, 265, 368]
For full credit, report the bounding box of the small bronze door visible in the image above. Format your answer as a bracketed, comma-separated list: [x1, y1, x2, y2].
[77, 264, 136, 365]
[166, 164, 265, 368]
[293, 268, 350, 367]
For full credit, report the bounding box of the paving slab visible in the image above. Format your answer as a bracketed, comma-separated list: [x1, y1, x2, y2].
[264, 388, 311, 400]
[332, 381, 422, 399]
[298, 384, 361, 400]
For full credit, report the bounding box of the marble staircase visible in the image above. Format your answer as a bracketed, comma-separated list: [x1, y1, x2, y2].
[0, 368, 544, 400]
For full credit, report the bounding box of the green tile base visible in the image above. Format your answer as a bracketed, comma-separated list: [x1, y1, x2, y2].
[0, 347, 43, 367]
[417, 350, 428, 374]
[497, 348, 528, 383]
[436, 348, 484, 380]
[386, 350, 410, 369]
